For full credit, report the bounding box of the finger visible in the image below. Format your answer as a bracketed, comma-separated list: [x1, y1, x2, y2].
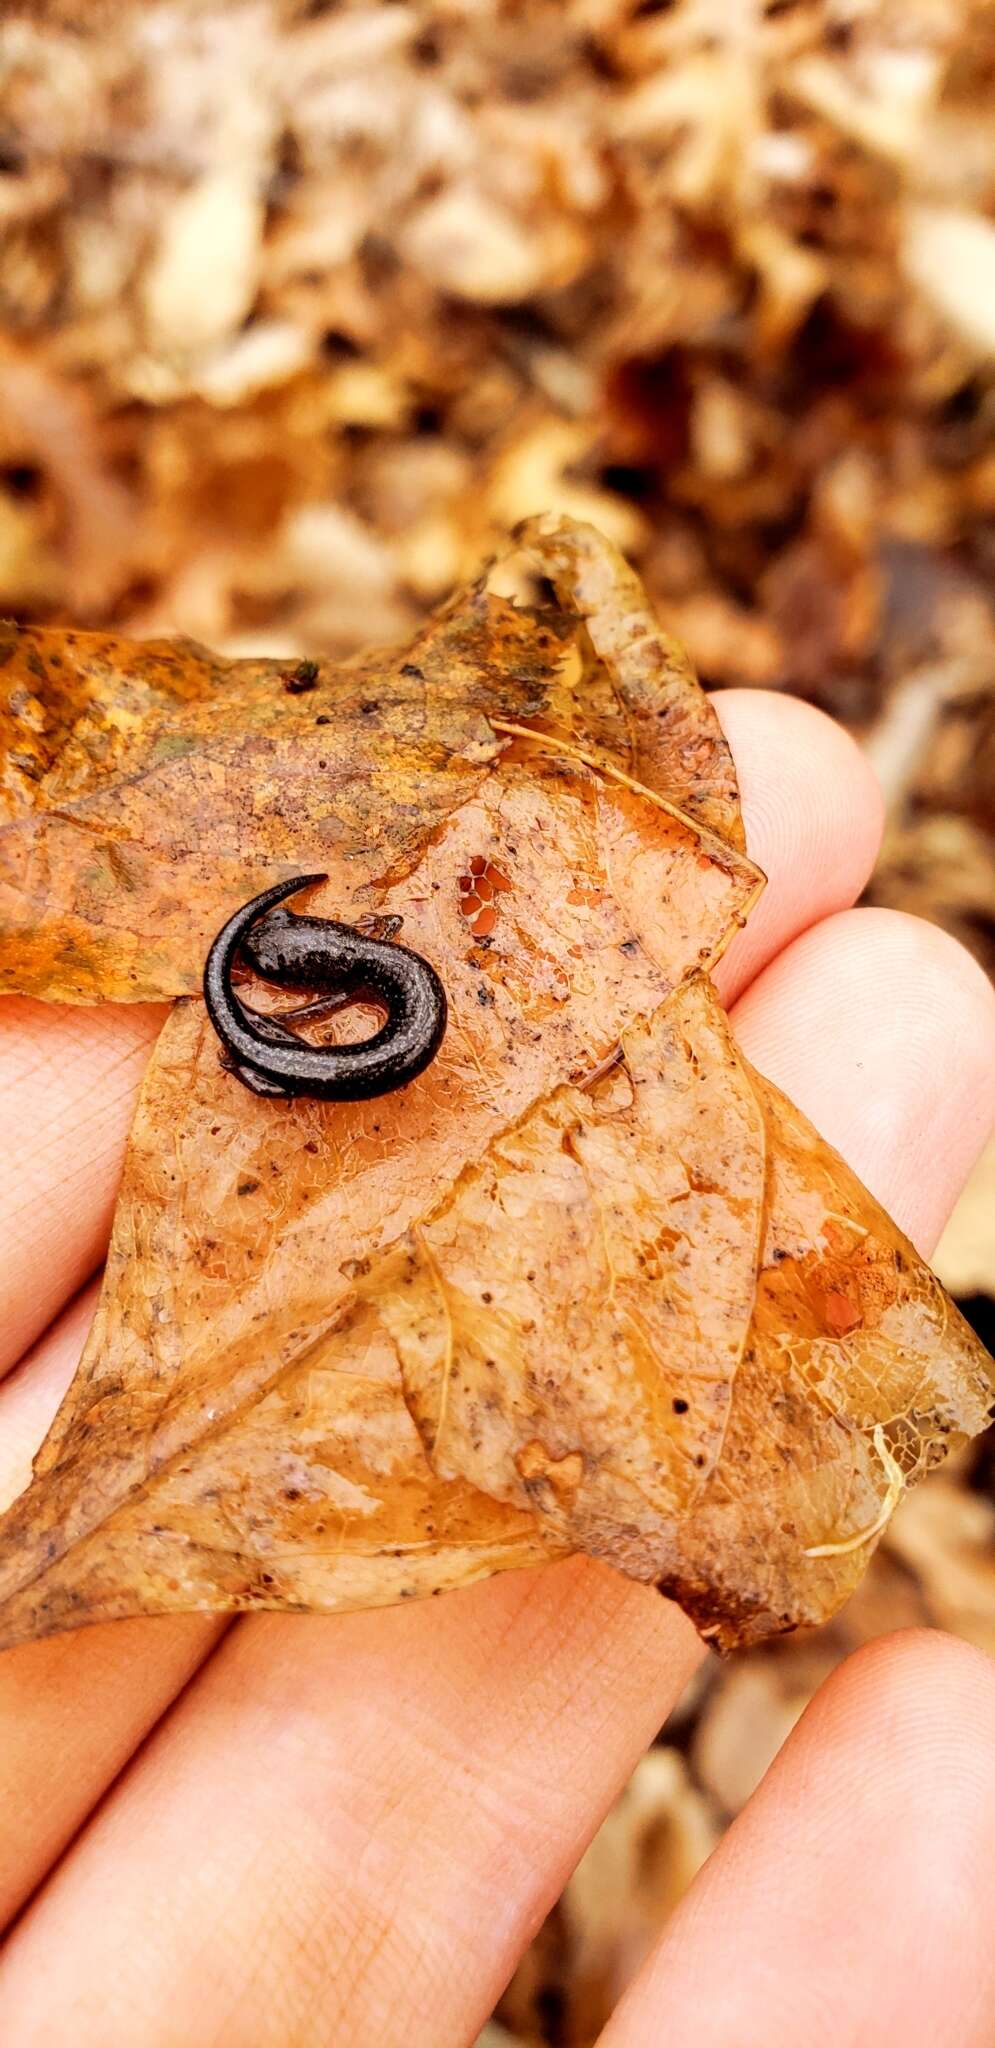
[0, 998, 167, 1374]
[0, 692, 880, 1378]
[0, 1284, 225, 1930]
[730, 905, 995, 1253]
[0, 1287, 96, 1512]
[1, 907, 988, 2047]
[711, 689, 883, 1006]
[598, 1630, 995, 2048]
[2, 1567, 700, 2040]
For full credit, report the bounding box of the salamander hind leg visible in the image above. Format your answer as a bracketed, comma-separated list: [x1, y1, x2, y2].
[218, 1047, 296, 1098]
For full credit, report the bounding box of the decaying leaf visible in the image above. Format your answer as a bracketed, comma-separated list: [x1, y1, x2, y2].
[935, 1136, 995, 1300]
[0, 517, 745, 1001]
[0, 518, 990, 1655]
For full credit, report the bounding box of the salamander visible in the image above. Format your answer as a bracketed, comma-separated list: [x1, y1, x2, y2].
[203, 875, 447, 1101]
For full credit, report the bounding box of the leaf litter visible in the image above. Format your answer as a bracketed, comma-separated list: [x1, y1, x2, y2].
[4, 9, 995, 2033]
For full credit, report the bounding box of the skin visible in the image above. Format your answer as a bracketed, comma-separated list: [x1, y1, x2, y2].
[0, 689, 994, 2046]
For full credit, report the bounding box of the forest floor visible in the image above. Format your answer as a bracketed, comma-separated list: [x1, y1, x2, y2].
[2, 4, 994, 2038]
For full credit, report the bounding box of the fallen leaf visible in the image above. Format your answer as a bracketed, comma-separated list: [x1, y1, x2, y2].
[934, 1137, 995, 1298]
[886, 1476, 995, 1657]
[522, 1748, 719, 2037]
[0, 520, 990, 1655]
[902, 205, 995, 361]
[142, 169, 265, 361]
[692, 1662, 808, 1817]
[0, 517, 748, 1000]
[649, 1035, 993, 1647]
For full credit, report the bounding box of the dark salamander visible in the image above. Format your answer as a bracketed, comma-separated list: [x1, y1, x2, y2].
[203, 875, 447, 1102]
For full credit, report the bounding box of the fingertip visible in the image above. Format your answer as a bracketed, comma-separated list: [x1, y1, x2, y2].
[791, 1626, 995, 1916]
[731, 905, 995, 1253]
[820, 1626, 995, 1756]
[601, 1624, 995, 2048]
[719, 687, 886, 862]
[713, 690, 885, 1003]
[0, 998, 165, 1375]
[0, 1283, 99, 1513]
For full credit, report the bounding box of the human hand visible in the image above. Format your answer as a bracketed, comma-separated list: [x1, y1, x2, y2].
[0, 690, 993, 2047]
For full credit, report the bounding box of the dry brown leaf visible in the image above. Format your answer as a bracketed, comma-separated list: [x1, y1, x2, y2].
[142, 169, 265, 362]
[0, 519, 990, 1656]
[935, 1137, 995, 1298]
[692, 1663, 809, 1817]
[886, 1476, 995, 1655]
[690, 1533, 937, 1824]
[902, 205, 995, 360]
[476, 2027, 524, 2048]
[0, 517, 747, 1000]
[531, 1748, 719, 2038]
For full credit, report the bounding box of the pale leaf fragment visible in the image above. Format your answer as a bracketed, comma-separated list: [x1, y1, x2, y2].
[143, 170, 264, 359]
[902, 205, 995, 360]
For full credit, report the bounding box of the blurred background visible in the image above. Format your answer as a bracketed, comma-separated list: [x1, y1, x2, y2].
[1, 3, 993, 2040]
